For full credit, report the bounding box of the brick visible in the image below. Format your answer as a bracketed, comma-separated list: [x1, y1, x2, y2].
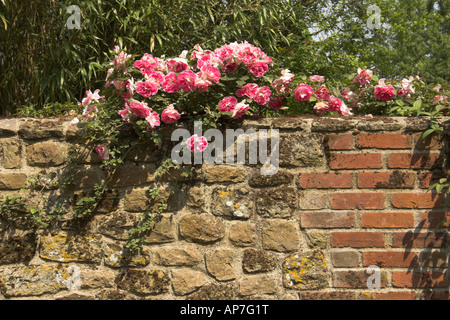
[328, 134, 354, 150]
[392, 232, 447, 248]
[358, 171, 415, 189]
[299, 192, 329, 210]
[356, 133, 412, 149]
[363, 251, 419, 267]
[333, 270, 387, 288]
[392, 271, 448, 288]
[301, 212, 355, 228]
[331, 193, 385, 210]
[329, 153, 382, 170]
[299, 172, 353, 189]
[391, 193, 445, 209]
[417, 171, 450, 189]
[331, 232, 385, 248]
[361, 212, 414, 228]
[331, 251, 360, 267]
[414, 134, 444, 150]
[387, 153, 443, 169]
[419, 291, 450, 300]
[419, 251, 448, 268]
[418, 212, 449, 229]
[360, 291, 417, 300]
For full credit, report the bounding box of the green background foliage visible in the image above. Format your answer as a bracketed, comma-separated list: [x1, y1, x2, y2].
[0, 0, 448, 116]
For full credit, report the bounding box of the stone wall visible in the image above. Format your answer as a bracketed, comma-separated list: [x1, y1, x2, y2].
[0, 117, 448, 300]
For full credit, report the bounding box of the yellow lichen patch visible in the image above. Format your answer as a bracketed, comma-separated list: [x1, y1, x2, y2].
[39, 232, 102, 263]
[217, 190, 234, 198]
[282, 250, 329, 290]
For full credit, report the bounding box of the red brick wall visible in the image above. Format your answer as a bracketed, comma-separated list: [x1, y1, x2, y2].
[0, 117, 448, 300]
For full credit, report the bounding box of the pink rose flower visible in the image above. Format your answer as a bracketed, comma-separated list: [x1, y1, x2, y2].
[82, 89, 104, 106]
[146, 112, 161, 130]
[113, 81, 126, 90]
[313, 101, 329, 115]
[236, 83, 258, 99]
[187, 134, 208, 153]
[199, 64, 221, 84]
[218, 96, 237, 112]
[118, 107, 131, 123]
[231, 102, 249, 119]
[268, 97, 284, 110]
[328, 96, 343, 112]
[135, 80, 159, 98]
[162, 72, 180, 93]
[221, 62, 239, 74]
[248, 61, 269, 78]
[129, 100, 151, 118]
[374, 81, 396, 102]
[214, 45, 234, 62]
[399, 77, 415, 97]
[166, 57, 189, 73]
[195, 78, 213, 92]
[82, 104, 98, 120]
[177, 70, 197, 92]
[253, 86, 272, 105]
[145, 71, 165, 86]
[161, 104, 181, 124]
[353, 68, 373, 86]
[133, 54, 159, 75]
[294, 84, 314, 101]
[197, 54, 222, 69]
[70, 117, 80, 126]
[309, 75, 325, 83]
[341, 87, 356, 101]
[190, 44, 213, 61]
[95, 144, 109, 160]
[338, 102, 353, 117]
[316, 85, 330, 101]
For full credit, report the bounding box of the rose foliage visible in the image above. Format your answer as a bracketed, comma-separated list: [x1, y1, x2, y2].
[68, 42, 449, 159]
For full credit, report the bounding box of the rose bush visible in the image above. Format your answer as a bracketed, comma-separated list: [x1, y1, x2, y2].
[68, 41, 449, 158]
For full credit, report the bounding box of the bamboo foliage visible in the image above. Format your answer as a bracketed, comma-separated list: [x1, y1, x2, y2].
[0, 0, 310, 115]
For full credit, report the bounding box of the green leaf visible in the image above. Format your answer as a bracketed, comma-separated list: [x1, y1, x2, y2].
[421, 128, 435, 139]
[395, 100, 405, 107]
[413, 99, 423, 110]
